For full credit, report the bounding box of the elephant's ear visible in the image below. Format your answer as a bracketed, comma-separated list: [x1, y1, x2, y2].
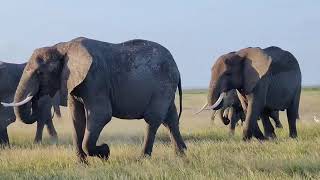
[237, 47, 272, 93]
[57, 42, 92, 105]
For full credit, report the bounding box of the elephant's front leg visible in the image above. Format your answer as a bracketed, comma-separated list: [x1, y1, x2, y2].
[0, 128, 9, 146]
[34, 120, 45, 143]
[243, 94, 265, 140]
[82, 99, 111, 160]
[229, 107, 239, 136]
[69, 95, 87, 163]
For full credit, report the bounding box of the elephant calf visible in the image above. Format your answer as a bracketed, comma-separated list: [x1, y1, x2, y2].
[3, 37, 186, 163]
[0, 61, 61, 145]
[212, 89, 282, 136]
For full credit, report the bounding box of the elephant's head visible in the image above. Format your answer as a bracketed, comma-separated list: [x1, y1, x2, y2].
[2, 39, 92, 124]
[197, 47, 272, 114]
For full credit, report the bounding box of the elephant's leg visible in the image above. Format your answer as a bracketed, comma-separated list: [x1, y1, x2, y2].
[163, 103, 187, 155]
[260, 112, 276, 140]
[270, 111, 282, 128]
[46, 118, 58, 144]
[69, 96, 87, 163]
[141, 122, 161, 156]
[287, 108, 297, 138]
[239, 110, 246, 126]
[34, 120, 45, 143]
[229, 107, 239, 135]
[82, 100, 111, 160]
[287, 89, 301, 138]
[0, 128, 9, 146]
[243, 94, 265, 140]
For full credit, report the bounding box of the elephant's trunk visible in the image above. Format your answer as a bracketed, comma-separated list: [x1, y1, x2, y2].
[220, 107, 230, 125]
[13, 71, 40, 124]
[207, 80, 225, 110]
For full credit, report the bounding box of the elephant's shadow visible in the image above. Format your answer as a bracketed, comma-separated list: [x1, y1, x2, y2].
[30, 130, 240, 148]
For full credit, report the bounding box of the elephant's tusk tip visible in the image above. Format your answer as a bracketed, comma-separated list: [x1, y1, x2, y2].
[314, 116, 320, 123]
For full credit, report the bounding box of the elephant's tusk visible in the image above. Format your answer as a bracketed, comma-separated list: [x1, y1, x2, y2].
[206, 92, 226, 110]
[314, 116, 320, 123]
[1, 96, 33, 107]
[194, 92, 226, 115]
[194, 102, 208, 115]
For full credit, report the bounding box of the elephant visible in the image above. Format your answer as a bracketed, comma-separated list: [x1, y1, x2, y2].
[198, 46, 301, 140]
[0, 61, 61, 145]
[211, 89, 282, 135]
[3, 37, 186, 163]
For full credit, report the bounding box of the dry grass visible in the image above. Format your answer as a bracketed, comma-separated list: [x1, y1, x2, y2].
[2, 89, 320, 179]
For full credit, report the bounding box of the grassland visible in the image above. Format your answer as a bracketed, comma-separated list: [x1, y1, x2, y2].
[2, 89, 320, 179]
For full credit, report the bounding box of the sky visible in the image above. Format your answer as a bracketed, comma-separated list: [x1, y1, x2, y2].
[0, 1, 319, 88]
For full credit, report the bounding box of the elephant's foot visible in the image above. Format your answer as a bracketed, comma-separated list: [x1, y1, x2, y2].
[174, 145, 187, 157]
[77, 152, 88, 165]
[242, 128, 254, 141]
[139, 153, 152, 160]
[229, 129, 235, 136]
[50, 135, 58, 145]
[265, 132, 277, 140]
[289, 132, 297, 139]
[34, 139, 42, 144]
[86, 143, 110, 161]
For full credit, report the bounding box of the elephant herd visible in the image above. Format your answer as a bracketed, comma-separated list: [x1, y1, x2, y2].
[0, 37, 301, 163]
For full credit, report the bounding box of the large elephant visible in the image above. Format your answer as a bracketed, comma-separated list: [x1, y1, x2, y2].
[198, 46, 301, 140]
[0, 61, 61, 145]
[4, 37, 186, 162]
[212, 89, 282, 135]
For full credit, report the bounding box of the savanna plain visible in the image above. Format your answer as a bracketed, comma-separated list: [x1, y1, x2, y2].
[1, 88, 320, 179]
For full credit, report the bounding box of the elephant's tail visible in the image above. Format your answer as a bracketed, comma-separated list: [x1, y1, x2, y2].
[178, 76, 183, 121]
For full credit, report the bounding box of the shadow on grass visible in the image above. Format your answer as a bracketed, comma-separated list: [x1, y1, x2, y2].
[9, 128, 240, 149]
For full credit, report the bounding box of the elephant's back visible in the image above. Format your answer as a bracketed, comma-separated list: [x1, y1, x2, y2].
[263, 47, 301, 78]
[112, 39, 180, 83]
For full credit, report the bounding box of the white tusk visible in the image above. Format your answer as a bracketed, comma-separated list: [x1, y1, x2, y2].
[194, 102, 209, 115]
[314, 116, 320, 123]
[1, 96, 33, 107]
[206, 92, 226, 110]
[194, 92, 226, 115]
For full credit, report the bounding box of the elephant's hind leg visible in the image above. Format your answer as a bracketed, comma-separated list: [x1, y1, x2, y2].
[141, 122, 160, 156]
[287, 87, 301, 138]
[270, 111, 282, 128]
[82, 99, 111, 160]
[163, 103, 187, 155]
[46, 118, 58, 144]
[142, 96, 172, 157]
[69, 96, 87, 163]
[260, 112, 276, 140]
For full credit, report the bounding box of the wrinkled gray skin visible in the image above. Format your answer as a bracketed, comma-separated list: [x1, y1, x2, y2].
[212, 89, 282, 135]
[0, 62, 61, 145]
[13, 37, 186, 163]
[207, 46, 301, 140]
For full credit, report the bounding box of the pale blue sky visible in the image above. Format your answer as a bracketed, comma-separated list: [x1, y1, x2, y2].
[0, 1, 319, 88]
